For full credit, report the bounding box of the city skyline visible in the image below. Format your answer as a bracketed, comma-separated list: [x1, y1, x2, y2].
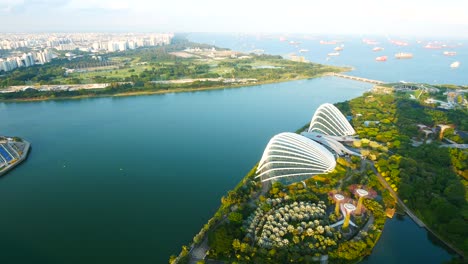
[0, 32, 174, 72]
[1, 0, 468, 37]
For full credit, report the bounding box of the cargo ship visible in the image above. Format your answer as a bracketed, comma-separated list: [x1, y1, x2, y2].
[373, 47, 384, 52]
[289, 41, 301, 45]
[320, 40, 337, 45]
[390, 40, 409, 46]
[395, 52, 413, 59]
[450, 61, 460, 68]
[299, 49, 309, 53]
[327, 52, 340, 56]
[375, 56, 387, 62]
[363, 39, 379, 45]
[443, 51, 457, 56]
[424, 44, 442, 49]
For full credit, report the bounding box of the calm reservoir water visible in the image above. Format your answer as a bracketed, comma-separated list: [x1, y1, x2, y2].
[361, 216, 456, 263]
[1, 33, 462, 263]
[0, 78, 426, 264]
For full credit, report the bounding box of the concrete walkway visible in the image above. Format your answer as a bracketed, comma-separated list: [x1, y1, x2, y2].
[361, 214, 374, 233]
[366, 160, 426, 227]
[189, 237, 209, 264]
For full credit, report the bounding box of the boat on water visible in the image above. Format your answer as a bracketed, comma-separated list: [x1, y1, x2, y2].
[334, 46, 343, 51]
[289, 41, 301, 45]
[450, 61, 460, 68]
[320, 40, 337, 45]
[373, 47, 384, 52]
[424, 44, 442, 49]
[443, 51, 457, 56]
[299, 49, 309, 53]
[327, 52, 340, 56]
[395, 52, 413, 59]
[363, 39, 379, 45]
[375, 56, 387, 62]
[391, 40, 409, 46]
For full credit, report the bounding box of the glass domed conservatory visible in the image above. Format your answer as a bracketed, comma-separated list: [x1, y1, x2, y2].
[308, 103, 355, 136]
[255, 132, 336, 183]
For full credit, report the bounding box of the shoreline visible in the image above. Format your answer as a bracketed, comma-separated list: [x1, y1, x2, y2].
[173, 125, 387, 263]
[175, 161, 388, 264]
[0, 72, 337, 103]
[171, 93, 466, 263]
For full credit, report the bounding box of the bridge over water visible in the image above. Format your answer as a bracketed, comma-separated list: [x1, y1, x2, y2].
[326, 73, 385, 85]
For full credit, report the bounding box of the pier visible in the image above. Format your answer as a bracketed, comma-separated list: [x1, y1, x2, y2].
[326, 73, 385, 85]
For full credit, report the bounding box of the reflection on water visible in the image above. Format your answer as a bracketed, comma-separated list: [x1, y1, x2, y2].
[0, 78, 378, 264]
[361, 215, 454, 263]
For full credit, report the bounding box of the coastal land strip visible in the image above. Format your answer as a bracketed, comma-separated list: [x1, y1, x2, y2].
[170, 84, 467, 264]
[0, 39, 347, 102]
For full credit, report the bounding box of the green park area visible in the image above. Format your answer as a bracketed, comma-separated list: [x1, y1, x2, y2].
[0, 39, 344, 101]
[170, 86, 467, 264]
[341, 90, 467, 257]
[170, 159, 389, 264]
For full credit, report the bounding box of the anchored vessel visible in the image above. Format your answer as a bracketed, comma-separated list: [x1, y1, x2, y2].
[0, 136, 30, 176]
[390, 40, 409, 46]
[395, 52, 413, 59]
[363, 39, 379, 45]
[320, 40, 337, 45]
[424, 44, 442, 49]
[443, 51, 457, 56]
[450, 61, 460, 68]
[327, 52, 340, 56]
[375, 56, 387, 62]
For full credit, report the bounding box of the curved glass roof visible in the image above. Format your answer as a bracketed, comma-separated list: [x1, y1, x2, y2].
[255, 132, 336, 183]
[308, 103, 355, 136]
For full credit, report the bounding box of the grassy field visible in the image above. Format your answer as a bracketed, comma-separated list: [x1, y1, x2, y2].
[1, 41, 348, 100]
[58, 46, 345, 84]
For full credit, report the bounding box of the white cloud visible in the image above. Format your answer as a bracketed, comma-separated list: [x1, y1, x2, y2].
[66, 0, 130, 10]
[0, 0, 467, 35]
[0, 0, 24, 12]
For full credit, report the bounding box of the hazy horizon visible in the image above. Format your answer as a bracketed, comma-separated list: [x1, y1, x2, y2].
[1, 0, 468, 38]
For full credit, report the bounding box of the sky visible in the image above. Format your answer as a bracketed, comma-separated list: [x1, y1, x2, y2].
[1, 0, 468, 37]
